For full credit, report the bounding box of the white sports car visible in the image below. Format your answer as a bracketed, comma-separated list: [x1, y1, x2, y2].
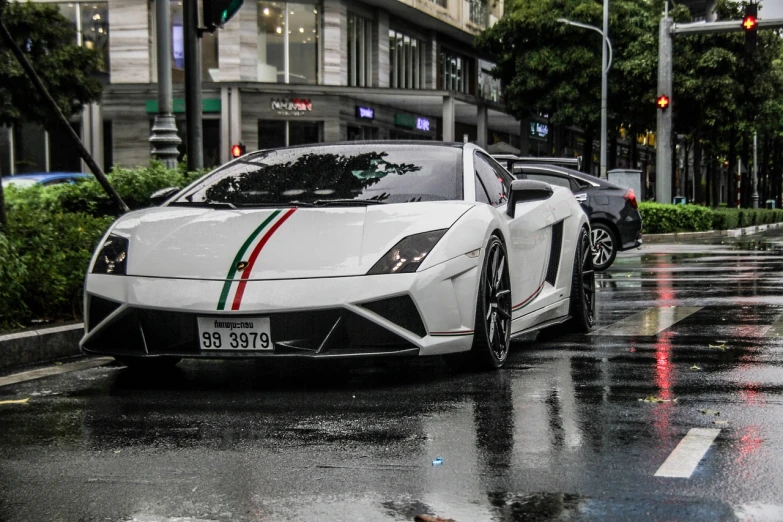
[81, 142, 594, 370]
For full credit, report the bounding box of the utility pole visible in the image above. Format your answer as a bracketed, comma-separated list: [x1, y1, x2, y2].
[149, 0, 181, 168]
[184, 0, 203, 171]
[752, 131, 759, 208]
[600, 0, 609, 180]
[656, 10, 673, 204]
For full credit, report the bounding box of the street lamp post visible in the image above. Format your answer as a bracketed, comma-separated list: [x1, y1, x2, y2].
[558, 8, 612, 179]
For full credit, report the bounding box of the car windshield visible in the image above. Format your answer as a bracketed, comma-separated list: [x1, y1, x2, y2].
[1, 178, 38, 189]
[175, 144, 463, 206]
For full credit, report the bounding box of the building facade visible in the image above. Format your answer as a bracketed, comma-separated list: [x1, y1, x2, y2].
[1, 0, 525, 174]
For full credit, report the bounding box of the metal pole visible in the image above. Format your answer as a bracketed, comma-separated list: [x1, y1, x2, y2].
[656, 15, 673, 204]
[752, 131, 759, 208]
[600, 0, 609, 180]
[150, 0, 181, 168]
[184, 0, 203, 171]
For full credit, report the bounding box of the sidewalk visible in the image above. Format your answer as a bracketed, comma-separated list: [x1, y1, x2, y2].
[643, 221, 783, 243]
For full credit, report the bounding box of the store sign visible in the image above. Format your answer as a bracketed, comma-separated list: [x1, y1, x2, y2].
[356, 106, 375, 120]
[529, 121, 549, 138]
[271, 98, 313, 114]
[395, 113, 432, 132]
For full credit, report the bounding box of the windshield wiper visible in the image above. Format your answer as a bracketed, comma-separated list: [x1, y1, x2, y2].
[311, 199, 386, 206]
[169, 201, 237, 209]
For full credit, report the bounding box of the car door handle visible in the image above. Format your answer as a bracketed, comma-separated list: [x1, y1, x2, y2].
[574, 193, 587, 202]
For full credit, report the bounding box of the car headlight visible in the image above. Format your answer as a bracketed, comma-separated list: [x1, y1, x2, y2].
[92, 234, 129, 275]
[367, 229, 447, 275]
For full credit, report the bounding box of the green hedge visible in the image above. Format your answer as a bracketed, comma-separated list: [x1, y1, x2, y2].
[0, 162, 204, 331]
[637, 202, 713, 233]
[639, 203, 783, 233]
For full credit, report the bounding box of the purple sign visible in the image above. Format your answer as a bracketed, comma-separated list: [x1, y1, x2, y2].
[416, 117, 430, 131]
[356, 106, 375, 119]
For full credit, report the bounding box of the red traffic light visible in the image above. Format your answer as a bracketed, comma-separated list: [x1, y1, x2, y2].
[656, 95, 670, 109]
[231, 143, 245, 158]
[742, 15, 757, 31]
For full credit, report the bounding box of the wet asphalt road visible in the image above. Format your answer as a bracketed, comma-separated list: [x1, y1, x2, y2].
[2, 230, 783, 521]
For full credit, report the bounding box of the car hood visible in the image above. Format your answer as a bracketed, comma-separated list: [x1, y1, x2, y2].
[111, 203, 473, 280]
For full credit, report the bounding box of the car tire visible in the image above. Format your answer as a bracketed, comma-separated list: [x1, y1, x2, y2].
[448, 235, 513, 371]
[114, 356, 181, 371]
[566, 227, 596, 333]
[591, 223, 618, 271]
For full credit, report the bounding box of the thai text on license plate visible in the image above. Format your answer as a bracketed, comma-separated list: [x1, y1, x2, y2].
[196, 317, 272, 351]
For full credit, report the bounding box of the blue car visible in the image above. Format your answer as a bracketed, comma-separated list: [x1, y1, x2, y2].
[1, 172, 93, 189]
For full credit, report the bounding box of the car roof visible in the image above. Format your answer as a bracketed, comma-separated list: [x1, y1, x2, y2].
[2, 172, 91, 181]
[515, 164, 628, 190]
[247, 141, 466, 158]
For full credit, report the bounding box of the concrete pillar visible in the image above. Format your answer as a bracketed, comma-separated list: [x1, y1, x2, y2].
[108, 0, 151, 83]
[323, 0, 347, 85]
[375, 10, 389, 87]
[442, 96, 455, 142]
[655, 16, 673, 204]
[219, 2, 259, 81]
[476, 104, 488, 149]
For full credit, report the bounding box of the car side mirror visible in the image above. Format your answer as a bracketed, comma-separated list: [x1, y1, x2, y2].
[506, 179, 554, 218]
[150, 187, 180, 206]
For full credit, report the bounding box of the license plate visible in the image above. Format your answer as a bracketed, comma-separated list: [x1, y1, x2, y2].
[197, 317, 273, 351]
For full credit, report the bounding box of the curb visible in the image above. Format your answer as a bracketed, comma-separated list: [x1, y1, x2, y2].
[0, 323, 84, 370]
[643, 222, 783, 243]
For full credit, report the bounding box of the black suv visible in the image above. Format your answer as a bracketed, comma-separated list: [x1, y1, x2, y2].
[502, 162, 643, 271]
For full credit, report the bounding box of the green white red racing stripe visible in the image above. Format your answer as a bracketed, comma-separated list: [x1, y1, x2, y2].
[217, 208, 297, 311]
[511, 281, 545, 312]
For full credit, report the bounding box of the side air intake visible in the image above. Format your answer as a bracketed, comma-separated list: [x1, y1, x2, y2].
[545, 221, 564, 286]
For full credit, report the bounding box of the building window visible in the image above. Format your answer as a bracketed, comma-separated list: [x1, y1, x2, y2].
[389, 30, 425, 89]
[427, 0, 447, 7]
[348, 13, 372, 87]
[478, 59, 501, 102]
[11, 122, 82, 174]
[258, 2, 320, 84]
[55, 2, 110, 78]
[170, 0, 219, 82]
[440, 49, 473, 94]
[468, 0, 488, 27]
[259, 120, 322, 148]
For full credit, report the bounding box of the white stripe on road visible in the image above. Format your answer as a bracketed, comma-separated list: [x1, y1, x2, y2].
[764, 314, 783, 338]
[590, 306, 703, 336]
[0, 357, 114, 388]
[654, 428, 721, 478]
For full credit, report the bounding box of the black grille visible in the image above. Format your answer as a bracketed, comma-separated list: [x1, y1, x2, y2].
[81, 307, 416, 357]
[545, 221, 564, 285]
[87, 295, 121, 332]
[360, 295, 427, 337]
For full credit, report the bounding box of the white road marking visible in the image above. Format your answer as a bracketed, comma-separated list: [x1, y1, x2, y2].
[764, 314, 783, 338]
[590, 306, 703, 336]
[0, 357, 114, 388]
[654, 428, 721, 478]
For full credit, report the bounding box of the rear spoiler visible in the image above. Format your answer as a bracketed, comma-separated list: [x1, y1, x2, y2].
[492, 155, 582, 171]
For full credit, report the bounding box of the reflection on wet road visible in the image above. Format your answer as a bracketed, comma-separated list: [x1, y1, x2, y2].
[1, 231, 783, 521]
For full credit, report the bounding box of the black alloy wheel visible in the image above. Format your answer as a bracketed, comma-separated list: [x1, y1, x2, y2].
[591, 223, 618, 271]
[566, 227, 596, 332]
[471, 235, 513, 369]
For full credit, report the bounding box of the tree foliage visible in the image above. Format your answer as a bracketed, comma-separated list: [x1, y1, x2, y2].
[0, 1, 103, 127]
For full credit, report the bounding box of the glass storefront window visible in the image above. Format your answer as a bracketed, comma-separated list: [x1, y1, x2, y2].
[258, 120, 322, 148]
[348, 13, 372, 87]
[258, 2, 320, 84]
[440, 49, 473, 94]
[55, 2, 110, 77]
[389, 30, 425, 89]
[170, 0, 219, 82]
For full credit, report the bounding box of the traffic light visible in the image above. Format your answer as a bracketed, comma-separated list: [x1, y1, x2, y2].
[743, 3, 758, 53]
[203, 0, 244, 33]
[231, 143, 246, 158]
[656, 95, 670, 110]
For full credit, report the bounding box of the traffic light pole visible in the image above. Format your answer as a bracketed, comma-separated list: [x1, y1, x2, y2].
[184, 0, 204, 171]
[655, 16, 783, 204]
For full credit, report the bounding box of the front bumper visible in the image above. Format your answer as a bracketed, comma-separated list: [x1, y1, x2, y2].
[81, 254, 480, 359]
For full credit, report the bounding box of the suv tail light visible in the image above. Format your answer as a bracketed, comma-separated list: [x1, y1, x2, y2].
[624, 189, 638, 209]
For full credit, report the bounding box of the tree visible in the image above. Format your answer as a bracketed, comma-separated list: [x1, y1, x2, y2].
[0, 1, 105, 230]
[476, 0, 662, 169]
